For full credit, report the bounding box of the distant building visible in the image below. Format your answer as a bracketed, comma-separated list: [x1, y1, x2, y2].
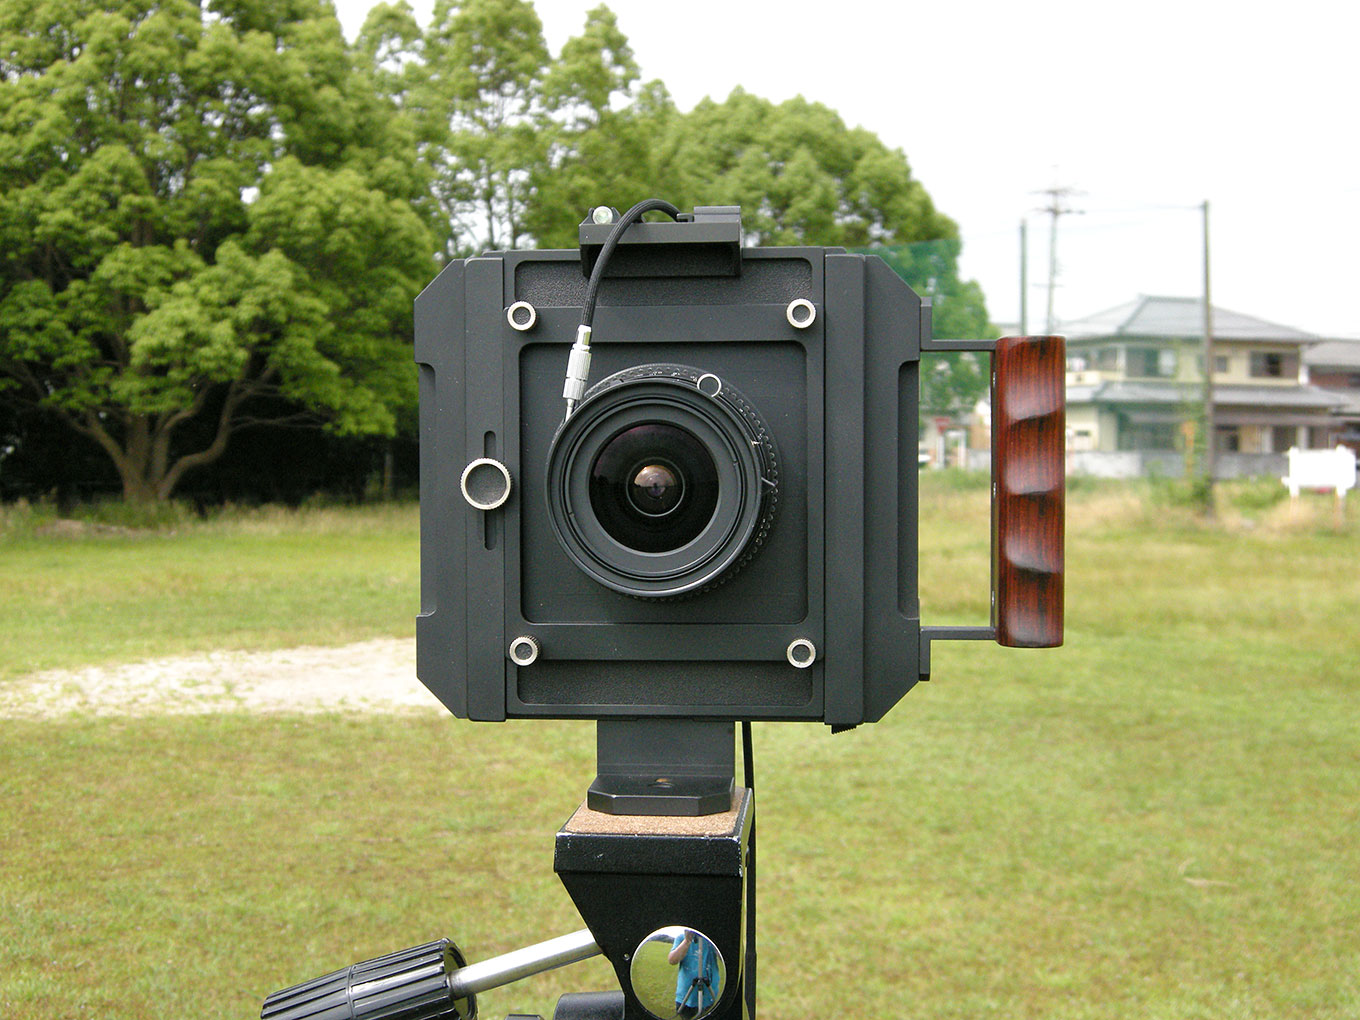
[1062, 295, 1344, 478]
[1303, 339, 1360, 453]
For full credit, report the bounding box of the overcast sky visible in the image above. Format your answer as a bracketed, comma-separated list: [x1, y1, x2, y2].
[334, 0, 1360, 338]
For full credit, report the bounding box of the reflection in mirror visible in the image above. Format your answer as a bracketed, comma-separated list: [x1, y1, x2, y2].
[629, 925, 726, 1019]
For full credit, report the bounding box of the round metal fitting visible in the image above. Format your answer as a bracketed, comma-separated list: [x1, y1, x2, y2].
[786, 638, 817, 668]
[785, 298, 816, 329]
[460, 458, 512, 511]
[591, 206, 615, 224]
[506, 301, 537, 331]
[629, 927, 726, 1020]
[508, 635, 540, 666]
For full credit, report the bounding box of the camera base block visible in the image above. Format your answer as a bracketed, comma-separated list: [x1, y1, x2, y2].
[588, 720, 735, 816]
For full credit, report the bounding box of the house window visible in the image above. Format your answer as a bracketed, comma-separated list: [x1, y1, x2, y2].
[1094, 347, 1120, 371]
[1194, 355, 1230, 375]
[1250, 351, 1299, 379]
[1126, 348, 1176, 378]
[1216, 426, 1240, 452]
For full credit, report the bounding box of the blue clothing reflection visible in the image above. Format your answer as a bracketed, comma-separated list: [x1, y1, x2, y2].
[669, 930, 720, 1015]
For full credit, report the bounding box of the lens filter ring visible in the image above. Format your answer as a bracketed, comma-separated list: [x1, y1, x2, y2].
[545, 364, 778, 599]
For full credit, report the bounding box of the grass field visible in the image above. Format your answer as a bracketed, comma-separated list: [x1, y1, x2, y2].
[0, 502, 419, 680]
[2, 479, 1358, 1019]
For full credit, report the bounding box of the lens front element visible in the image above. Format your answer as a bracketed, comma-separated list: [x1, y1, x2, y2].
[589, 424, 718, 553]
[629, 461, 682, 516]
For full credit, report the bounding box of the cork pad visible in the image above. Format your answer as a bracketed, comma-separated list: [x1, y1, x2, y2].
[561, 788, 751, 838]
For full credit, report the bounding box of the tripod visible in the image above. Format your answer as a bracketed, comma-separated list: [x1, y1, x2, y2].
[262, 720, 755, 1020]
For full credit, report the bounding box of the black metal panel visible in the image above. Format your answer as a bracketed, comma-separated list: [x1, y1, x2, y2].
[464, 258, 508, 721]
[414, 261, 468, 720]
[514, 254, 812, 308]
[822, 255, 868, 726]
[513, 660, 814, 717]
[862, 256, 924, 723]
[551, 992, 624, 1020]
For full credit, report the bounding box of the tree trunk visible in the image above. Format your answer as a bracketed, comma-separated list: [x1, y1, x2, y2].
[120, 469, 159, 505]
[77, 397, 239, 504]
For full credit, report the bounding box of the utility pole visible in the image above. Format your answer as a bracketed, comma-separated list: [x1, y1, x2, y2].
[1033, 182, 1083, 334]
[1202, 199, 1216, 513]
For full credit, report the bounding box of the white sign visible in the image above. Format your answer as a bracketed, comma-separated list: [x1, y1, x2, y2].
[1282, 446, 1358, 499]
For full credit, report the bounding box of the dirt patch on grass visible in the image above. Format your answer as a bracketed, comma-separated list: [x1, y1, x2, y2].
[0, 638, 441, 718]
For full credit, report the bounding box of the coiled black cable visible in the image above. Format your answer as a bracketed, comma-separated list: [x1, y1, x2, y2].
[563, 199, 684, 420]
[580, 199, 682, 328]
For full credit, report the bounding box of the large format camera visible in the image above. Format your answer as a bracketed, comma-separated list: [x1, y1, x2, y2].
[414, 204, 1063, 732]
[262, 204, 1064, 1020]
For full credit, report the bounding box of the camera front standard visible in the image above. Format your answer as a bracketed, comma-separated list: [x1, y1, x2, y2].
[415, 205, 1064, 728]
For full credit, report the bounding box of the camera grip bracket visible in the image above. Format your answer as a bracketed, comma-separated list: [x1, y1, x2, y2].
[991, 334, 1066, 647]
[917, 332, 1066, 678]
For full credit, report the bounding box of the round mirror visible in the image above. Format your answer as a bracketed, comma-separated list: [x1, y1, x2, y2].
[629, 926, 725, 1020]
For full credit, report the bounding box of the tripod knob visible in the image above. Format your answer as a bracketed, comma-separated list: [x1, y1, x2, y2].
[261, 938, 475, 1020]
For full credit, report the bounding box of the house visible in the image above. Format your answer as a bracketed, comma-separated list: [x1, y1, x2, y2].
[1303, 339, 1360, 453]
[1062, 296, 1344, 478]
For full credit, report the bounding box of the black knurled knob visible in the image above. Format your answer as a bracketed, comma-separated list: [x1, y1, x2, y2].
[261, 939, 475, 1020]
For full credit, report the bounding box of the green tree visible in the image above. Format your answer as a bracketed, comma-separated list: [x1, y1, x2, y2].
[662, 89, 957, 248]
[413, 0, 550, 256]
[353, 0, 424, 102]
[523, 6, 677, 247]
[0, 0, 435, 502]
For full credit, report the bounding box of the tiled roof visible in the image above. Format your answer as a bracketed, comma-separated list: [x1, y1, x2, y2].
[1318, 388, 1360, 416]
[1061, 295, 1320, 343]
[1305, 339, 1360, 369]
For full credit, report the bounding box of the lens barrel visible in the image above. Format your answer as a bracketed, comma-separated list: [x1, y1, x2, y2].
[546, 364, 778, 599]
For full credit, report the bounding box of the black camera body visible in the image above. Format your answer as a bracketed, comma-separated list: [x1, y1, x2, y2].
[416, 207, 993, 729]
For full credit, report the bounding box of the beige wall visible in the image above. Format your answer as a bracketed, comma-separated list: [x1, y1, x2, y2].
[1065, 404, 1117, 452]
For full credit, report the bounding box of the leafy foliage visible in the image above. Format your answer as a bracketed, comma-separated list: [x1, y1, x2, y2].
[0, 0, 436, 501]
[525, 6, 673, 248]
[1, 0, 987, 502]
[663, 89, 957, 248]
[401, 0, 551, 255]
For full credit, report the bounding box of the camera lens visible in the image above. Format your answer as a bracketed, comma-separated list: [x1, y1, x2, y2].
[589, 424, 719, 553]
[546, 364, 778, 599]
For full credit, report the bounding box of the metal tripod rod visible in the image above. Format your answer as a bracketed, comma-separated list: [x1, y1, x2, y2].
[446, 928, 600, 999]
